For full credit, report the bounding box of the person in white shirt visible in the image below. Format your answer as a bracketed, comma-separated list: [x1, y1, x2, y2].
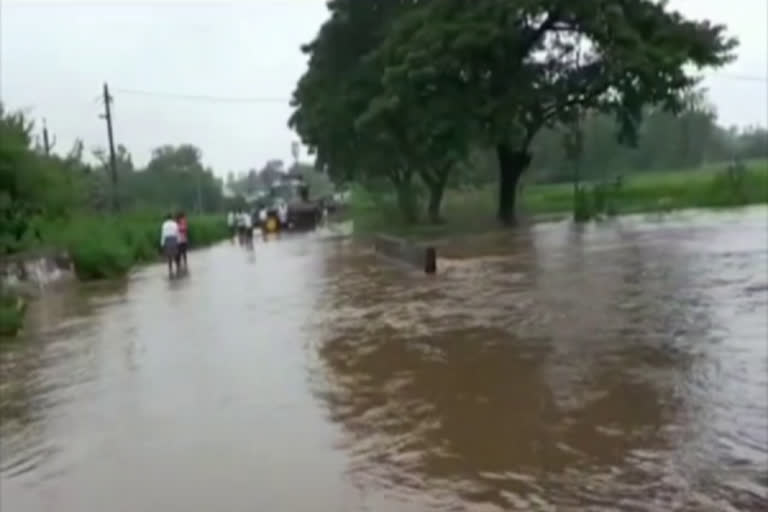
[277, 201, 288, 226]
[226, 211, 236, 239]
[235, 209, 247, 244]
[160, 213, 180, 277]
[242, 210, 253, 243]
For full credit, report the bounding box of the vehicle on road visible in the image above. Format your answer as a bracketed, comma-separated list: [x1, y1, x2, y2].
[257, 177, 323, 234]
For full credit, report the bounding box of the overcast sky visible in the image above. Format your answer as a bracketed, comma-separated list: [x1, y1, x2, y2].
[1, 0, 766, 175]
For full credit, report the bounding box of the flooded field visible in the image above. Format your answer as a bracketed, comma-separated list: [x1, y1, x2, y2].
[1, 207, 767, 511]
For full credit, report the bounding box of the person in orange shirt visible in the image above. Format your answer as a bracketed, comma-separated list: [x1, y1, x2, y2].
[175, 211, 189, 270]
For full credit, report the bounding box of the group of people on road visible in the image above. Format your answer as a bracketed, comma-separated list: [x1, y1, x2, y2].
[227, 210, 255, 245]
[160, 211, 189, 277]
[226, 203, 290, 241]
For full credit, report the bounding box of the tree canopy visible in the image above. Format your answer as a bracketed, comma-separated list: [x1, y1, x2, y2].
[0, 104, 230, 253]
[118, 144, 224, 213]
[289, 0, 433, 220]
[290, 0, 738, 225]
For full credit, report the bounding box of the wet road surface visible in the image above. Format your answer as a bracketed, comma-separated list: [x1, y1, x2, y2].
[1, 207, 767, 511]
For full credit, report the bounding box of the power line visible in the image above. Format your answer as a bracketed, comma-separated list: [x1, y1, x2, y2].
[113, 87, 291, 104]
[111, 73, 765, 105]
[704, 73, 768, 83]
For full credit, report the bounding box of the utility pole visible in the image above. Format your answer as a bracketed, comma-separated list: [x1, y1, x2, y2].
[100, 82, 119, 212]
[42, 118, 54, 156]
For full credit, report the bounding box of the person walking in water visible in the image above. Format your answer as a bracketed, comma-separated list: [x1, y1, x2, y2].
[227, 210, 236, 241]
[176, 211, 189, 271]
[235, 209, 246, 245]
[242, 209, 254, 245]
[160, 213, 180, 277]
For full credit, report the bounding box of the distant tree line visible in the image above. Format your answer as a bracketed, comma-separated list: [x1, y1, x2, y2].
[89, 143, 226, 213]
[455, 101, 768, 188]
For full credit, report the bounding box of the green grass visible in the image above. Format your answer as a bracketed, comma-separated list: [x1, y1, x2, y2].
[32, 212, 229, 280]
[349, 159, 768, 240]
[522, 160, 768, 215]
[0, 293, 25, 338]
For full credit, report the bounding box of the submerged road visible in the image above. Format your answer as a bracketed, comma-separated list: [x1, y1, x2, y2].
[1, 208, 767, 511]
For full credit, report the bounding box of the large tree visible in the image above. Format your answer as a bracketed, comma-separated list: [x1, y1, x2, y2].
[375, 0, 737, 224]
[289, 0, 431, 222]
[355, 58, 470, 223]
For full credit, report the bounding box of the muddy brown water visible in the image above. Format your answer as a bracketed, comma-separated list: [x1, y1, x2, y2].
[1, 207, 766, 511]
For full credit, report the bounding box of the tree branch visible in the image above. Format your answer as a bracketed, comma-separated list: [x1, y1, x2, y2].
[538, 61, 610, 122]
[419, 162, 452, 188]
[520, 12, 561, 56]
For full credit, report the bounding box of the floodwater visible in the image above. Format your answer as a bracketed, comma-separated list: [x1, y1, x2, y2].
[1, 207, 767, 511]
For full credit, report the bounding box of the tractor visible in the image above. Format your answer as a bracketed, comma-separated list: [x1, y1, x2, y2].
[258, 176, 322, 235]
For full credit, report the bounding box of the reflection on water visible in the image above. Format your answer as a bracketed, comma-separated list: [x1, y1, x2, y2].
[311, 207, 768, 511]
[0, 281, 127, 478]
[2, 207, 767, 511]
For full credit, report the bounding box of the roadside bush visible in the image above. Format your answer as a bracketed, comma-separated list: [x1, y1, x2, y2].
[36, 213, 229, 281]
[346, 184, 408, 233]
[188, 215, 228, 248]
[62, 220, 135, 280]
[0, 293, 24, 338]
[573, 187, 593, 222]
[707, 163, 755, 206]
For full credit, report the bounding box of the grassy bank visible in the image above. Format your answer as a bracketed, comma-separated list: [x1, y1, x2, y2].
[38, 213, 229, 280]
[349, 160, 768, 239]
[0, 294, 25, 337]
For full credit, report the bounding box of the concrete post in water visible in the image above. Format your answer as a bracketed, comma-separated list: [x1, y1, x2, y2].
[373, 234, 438, 275]
[424, 247, 437, 275]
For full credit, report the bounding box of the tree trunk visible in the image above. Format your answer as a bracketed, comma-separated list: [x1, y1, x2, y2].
[419, 165, 450, 224]
[394, 176, 418, 224]
[427, 181, 445, 224]
[496, 143, 532, 226]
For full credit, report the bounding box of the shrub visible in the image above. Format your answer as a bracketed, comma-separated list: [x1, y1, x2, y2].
[64, 222, 135, 280]
[707, 163, 753, 207]
[0, 293, 24, 338]
[187, 215, 228, 248]
[32, 213, 229, 281]
[573, 186, 593, 222]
